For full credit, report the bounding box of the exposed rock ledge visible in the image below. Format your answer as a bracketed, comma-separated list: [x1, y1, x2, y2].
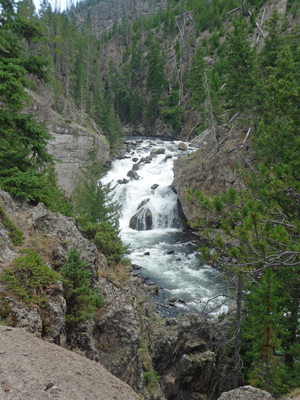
[0, 325, 140, 400]
[172, 126, 255, 226]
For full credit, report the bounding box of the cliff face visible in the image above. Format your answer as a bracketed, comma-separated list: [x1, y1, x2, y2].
[46, 121, 109, 196]
[172, 126, 255, 226]
[25, 84, 110, 196]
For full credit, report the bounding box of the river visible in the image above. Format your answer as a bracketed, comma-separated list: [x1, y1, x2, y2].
[101, 137, 228, 317]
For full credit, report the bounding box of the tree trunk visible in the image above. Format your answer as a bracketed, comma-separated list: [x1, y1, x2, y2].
[233, 274, 242, 388]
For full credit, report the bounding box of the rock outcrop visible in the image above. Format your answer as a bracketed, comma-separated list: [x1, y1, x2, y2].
[172, 126, 255, 226]
[46, 121, 109, 195]
[24, 84, 110, 195]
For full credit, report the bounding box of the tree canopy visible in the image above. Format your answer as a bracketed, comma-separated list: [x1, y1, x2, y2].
[187, 21, 300, 394]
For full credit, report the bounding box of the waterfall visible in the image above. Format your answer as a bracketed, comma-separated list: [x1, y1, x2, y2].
[101, 137, 228, 316]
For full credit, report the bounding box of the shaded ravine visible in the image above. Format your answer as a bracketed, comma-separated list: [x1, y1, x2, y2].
[102, 138, 228, 316]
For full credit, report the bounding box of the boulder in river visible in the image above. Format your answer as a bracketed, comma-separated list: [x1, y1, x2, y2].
[132, 163, 140, 171]
[127, 170, 140, 180]
[118, 179, 129, 184]
[129, 200, 153, 230]
[137, 198, 150, 209]
[178, 142, 187, 151]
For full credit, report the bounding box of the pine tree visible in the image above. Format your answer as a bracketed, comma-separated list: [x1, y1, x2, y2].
[146, 37, 167, 95]
[0, 0, 54, 201]
[259, 9, 283, 72]
[160, 85, 184, 131]
[130, 89, 143, 123]
[72, 148, 119, 227]
[187, 45, 206, 109]
[223, 17, 257, 115]
[60, 248, 101, 323]
[243, 270, 287, 393]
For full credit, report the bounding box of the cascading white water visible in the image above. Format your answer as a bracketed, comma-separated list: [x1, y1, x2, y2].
[102, 137, 228, 316]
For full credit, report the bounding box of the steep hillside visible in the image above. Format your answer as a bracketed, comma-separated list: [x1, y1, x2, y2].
[87, 0, 290, 138]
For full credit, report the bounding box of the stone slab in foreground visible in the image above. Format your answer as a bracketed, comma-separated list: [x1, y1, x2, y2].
[0, 326, 140, 400]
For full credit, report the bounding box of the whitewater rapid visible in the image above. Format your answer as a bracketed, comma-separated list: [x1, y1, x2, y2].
[101, 137, 228, 316]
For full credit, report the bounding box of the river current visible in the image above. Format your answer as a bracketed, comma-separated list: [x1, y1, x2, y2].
[101, 137, 228, 317]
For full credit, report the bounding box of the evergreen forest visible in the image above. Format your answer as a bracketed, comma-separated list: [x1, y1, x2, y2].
[1, 0, 300, 396]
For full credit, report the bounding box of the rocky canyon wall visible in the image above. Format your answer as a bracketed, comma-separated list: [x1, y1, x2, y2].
[172, 126, 255, 226]
[24, 84, 110, 196]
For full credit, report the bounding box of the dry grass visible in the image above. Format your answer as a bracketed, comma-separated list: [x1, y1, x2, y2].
[281, 388, 300, 400]
[98, 260, 131, 285]
[27, 234, 57, 261]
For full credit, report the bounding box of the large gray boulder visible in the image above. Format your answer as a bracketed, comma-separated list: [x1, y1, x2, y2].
[0, 325, 141, 400]
[218, 386, 274, 400]
[129, 207, 153, 230]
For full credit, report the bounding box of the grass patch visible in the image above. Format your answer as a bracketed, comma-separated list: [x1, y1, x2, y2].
[1, 249, 59, 305]
[98, 258, 131, 283]
[0, 205, 24, 246]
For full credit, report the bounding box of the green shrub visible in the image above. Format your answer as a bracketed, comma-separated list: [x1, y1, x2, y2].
[93, 221, 128, 266]
[82, 221, 128, 267]
[143, 371, 160, 397]
[1, 249, 59, 305]
[0, 206, 24, 246]
[60, 248, 103, 323]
